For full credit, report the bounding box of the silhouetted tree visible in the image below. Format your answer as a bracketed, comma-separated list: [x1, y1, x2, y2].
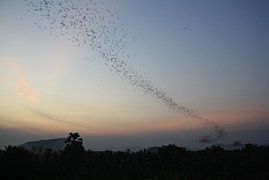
[62, 132, 85, 179]
[206, 145, 224, 152]
[64, 132, 84, 154]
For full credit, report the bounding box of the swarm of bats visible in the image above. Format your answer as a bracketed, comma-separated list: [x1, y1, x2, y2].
[24, 0, 226, 143]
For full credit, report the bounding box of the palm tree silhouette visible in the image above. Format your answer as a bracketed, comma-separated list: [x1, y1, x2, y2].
[64, 132, 84, 153]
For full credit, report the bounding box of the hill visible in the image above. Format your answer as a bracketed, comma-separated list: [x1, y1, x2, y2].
[19, 138, 65, 151]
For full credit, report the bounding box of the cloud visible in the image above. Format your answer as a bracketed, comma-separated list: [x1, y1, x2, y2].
[17, 73, 39, 104]
[8, 63, 39, 104]
[26, 107, 86, 128]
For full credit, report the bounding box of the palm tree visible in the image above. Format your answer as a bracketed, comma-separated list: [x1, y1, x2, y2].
[64, 132, 84, 154]
[65, 133, 83, 145]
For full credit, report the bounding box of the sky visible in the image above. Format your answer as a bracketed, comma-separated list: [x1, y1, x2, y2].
[0, 0, 269, 150]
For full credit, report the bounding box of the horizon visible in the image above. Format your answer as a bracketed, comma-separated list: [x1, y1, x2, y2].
[1, 0, 269, 149]
[13, 132, 269, 152]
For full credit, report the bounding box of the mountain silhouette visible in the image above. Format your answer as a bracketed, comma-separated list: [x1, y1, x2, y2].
[19, 138, 65, 151]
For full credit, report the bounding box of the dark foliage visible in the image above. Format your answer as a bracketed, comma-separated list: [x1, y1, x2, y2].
[0, 133, 268, 180]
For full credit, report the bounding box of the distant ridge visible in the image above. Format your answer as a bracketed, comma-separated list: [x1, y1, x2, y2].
[18, 137, 251, 152]
[220, 143, 245, 150]
[19, 138, 66, 151]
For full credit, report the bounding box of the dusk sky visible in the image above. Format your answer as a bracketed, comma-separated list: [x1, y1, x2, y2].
[0, 0, 269, 150]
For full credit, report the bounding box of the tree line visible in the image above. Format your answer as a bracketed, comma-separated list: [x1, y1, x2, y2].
[0, 132, 268, 179]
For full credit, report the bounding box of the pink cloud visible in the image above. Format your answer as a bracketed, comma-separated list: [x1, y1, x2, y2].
[8, 63, 39, 104]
